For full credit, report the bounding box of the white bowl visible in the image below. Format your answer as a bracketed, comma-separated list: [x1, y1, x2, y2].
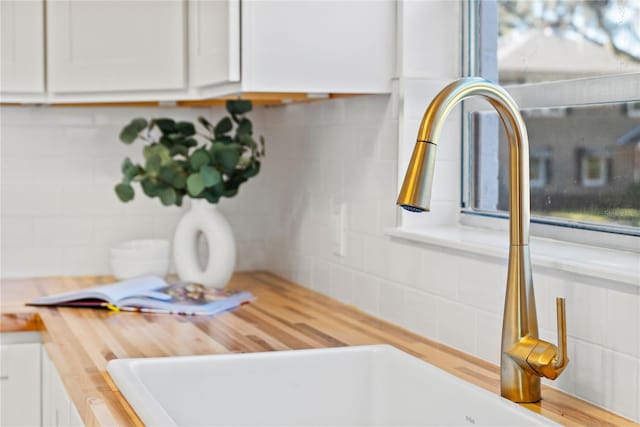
[110, 258, 169, 280]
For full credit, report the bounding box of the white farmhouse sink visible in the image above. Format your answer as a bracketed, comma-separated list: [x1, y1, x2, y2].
[107, 345, 558, 426]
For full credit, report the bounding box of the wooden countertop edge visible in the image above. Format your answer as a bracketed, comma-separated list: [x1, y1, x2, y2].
[0, 272, 636, 427]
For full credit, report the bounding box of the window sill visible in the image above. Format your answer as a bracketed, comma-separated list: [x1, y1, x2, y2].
[385, 225, 640, 288]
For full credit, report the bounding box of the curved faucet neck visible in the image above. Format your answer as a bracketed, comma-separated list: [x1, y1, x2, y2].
[417, 77, 530, 246]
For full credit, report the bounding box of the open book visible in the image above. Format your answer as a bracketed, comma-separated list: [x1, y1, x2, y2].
[28, 276, 254, 316]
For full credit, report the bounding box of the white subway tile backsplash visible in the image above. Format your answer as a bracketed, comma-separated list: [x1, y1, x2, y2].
[384, 239, 423, 286]
[311, 258, 332, 296]
[378, 279, 406, 326]
[352, 271, 381, 316]
[437, 299, 477, 355]
[417, 247, 460, 300]
[33, 217, 93, 248]
[404, 288, 439, 341]
[1, 247, 65, 277]
[329, 264, 354, 304]
[1, 188, 64, 217]
[62, 246, 110, 276]
[573, 340, 606, 405]
[457, 258, 505, 314]
[564, 280, 608, 346]
[604, 350, 639, 420]
[430, 160, 461, 203]
[606, 288, 640, 357]
[475, 310, 501, 365]
[361, 234, 388, 279]
[0, 217, 34, 249]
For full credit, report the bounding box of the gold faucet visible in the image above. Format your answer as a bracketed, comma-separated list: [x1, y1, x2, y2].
[396, 77, 568, 403]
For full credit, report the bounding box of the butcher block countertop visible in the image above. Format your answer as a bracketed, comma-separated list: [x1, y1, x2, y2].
[0, 272, 635, 427]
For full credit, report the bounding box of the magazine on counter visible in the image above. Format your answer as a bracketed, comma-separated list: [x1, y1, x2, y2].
[27, 276, 254, 316]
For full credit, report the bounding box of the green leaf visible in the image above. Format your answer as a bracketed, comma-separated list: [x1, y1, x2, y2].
[216, 144, 242, 173]
[172, 173, 187, 189]
[226, 100, 252, 115]
[203, 191, 220, 204]
[176, 121, 196, 137]
[115, 183, 135, 202]
[121, 157, 134, 174]
[216, 135, 233, 144]
[119, 118, 148, 144]
[170, 144, 189, 157]
[144, 144, 171, 164]
[200, 165, 221, 188]
[175, 192, 184, 207]
[159, 187, 177, 206]
[145, 155, 162, 175]
[223, 188, 239, 198]
[158, 165, 176, 183]
[152, 118, 176, 133]
[242, 161, 260, 179]
[238, 133, 256, 148]
[187, 173, 205, 196]
[183, 137, 199, 148]
[208, 142, 225, 158]
[159, 135, 174, 148]
[198, 116, 214, 133]
[190, 149, 210, 171]
[214, 117, 232, 137]
[236, 118, 252, 135]
[141, 178, 165, 197]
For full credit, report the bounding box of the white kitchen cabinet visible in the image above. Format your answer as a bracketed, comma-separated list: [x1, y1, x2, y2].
[0, 341, 42, 426]
[42, 348, 84, 427]
[0, 0, 45, 94]
[189, 0, 240, 88]
[241, 0, 396, 93]
[4, 0, 396, 102]
[46, 0, 186, 93]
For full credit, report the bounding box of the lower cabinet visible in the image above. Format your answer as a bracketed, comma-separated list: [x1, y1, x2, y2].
[0, 333, 83, 427]
[0, 341, 41, 426]
[42, 347, 83, 427]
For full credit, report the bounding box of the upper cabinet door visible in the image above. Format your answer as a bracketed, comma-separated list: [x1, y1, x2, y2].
[189, 0, 240, 88]
[242, 1, 396, 93]
[47, 0, 186, 93]
[0, 0, 45, 93]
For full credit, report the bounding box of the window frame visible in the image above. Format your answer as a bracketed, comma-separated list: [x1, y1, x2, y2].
[460, 0, 640, 246]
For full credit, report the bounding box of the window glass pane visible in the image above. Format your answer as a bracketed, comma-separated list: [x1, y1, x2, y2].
[497, 0, 640, 84]
[472, 102, 640, 228]
[469, 1, 640, 235]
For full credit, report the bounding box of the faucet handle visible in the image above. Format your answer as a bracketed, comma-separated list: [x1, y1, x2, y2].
[554, 297, 568, 372]
[525, 297, 569, 380]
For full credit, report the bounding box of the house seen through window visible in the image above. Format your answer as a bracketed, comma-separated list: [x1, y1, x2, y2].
[469, 0, 640, 232]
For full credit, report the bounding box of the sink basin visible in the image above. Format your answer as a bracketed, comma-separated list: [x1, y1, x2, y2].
[107, 345, 558, 426]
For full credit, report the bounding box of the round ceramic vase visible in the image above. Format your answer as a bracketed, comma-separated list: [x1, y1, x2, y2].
[173, 199, 236, 288]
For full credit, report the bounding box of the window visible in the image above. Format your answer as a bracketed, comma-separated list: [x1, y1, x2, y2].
[529, 147, 551, 189]
[580, 150, 609, 188]
[466, 0, 640, 235]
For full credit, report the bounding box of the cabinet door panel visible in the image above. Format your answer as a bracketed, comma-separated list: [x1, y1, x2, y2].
[189, 0, 240, 87]
[0, 0, 45, 93]
[242, 1, 395, 93]
[47, 0, 186, 93]
[0, 343, 41, 426]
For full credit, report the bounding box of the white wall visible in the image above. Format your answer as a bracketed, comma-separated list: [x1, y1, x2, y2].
[255, 94, 639, 422]
[0, 106, 270, 277]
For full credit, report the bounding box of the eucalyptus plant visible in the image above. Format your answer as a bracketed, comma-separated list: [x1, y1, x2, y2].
[115, 100, 264, 207]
